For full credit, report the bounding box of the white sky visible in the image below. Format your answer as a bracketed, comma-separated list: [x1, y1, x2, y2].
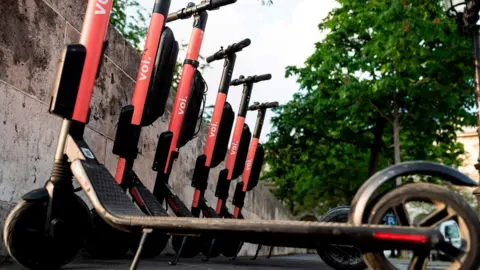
[137, 0, 339, 142]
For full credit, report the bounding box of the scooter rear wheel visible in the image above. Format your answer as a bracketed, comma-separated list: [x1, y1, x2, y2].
[4, 195, 91, 269]
[316, 206, 366, 270]
[364, 183, 480, 270]
[129, 230, 169, 258]
[220, 237, 243, 258]
[84, 209, 130, 258]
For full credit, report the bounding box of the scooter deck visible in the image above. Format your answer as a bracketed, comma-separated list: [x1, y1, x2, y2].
[71, 159, 441, 250]
[130, 174, 169, 217]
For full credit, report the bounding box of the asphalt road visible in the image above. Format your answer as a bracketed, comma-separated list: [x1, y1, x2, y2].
[1, 254, 332, 270]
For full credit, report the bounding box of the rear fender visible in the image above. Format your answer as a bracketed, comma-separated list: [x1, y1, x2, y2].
[349, 161, 478, 225]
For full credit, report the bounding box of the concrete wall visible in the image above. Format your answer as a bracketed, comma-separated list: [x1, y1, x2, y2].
[0, 0, 302, 257]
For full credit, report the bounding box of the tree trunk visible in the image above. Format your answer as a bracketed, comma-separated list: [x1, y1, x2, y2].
[393, 95, 402, 186]
[367, 118, 386, 177]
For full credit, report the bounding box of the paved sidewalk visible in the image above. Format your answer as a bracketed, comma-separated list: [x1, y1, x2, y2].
[0, 254, 458, 269]
[1, 254, 331, 270]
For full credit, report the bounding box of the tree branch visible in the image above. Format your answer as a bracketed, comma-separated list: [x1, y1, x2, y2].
[369, 99, 393, 124]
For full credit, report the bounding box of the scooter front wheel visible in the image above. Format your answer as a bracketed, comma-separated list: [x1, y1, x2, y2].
[364, 183, 480, 270]
[84, 209, 130, 258]
[4, 195, 91, 269]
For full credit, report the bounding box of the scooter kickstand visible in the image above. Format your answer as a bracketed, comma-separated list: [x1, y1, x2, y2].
[252, 245, 262, 260]
[229, 241, 243, 260]
[130, 229, 152, 270]
[266, 246, 273, 259]
[202, 239, 215, 262]
[169, 237, 187, 265]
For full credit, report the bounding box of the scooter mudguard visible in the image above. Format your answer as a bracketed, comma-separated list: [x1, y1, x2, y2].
[141, 27, 179, 126]
[49, 44, 86, 119]
[192, 155, 209, 191]
[22, 188, 49, 201]
[246, 143, 265, 191]
[349, 161, 478, 225]
[112, 105, 140, 158]
[232, 181, 245, 208]
[210, 102, 235, 168]
[231, 124, 251, 179]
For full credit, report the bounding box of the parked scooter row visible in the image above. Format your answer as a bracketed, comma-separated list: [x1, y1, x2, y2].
[80, 0, 278, 264]
[3, 0, 480, 270]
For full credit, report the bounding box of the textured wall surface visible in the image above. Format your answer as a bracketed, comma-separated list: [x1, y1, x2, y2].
[0, 0, 303, 257]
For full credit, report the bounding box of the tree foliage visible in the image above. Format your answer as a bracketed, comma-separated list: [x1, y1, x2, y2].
[110, 0, 212, 89]
[265, 0, 475, 215]
[111, 0, 148, 48]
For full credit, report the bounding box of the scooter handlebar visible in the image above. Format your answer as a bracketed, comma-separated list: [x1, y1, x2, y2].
[211, 0, 237, 9]
[254, 74, 272, 82]
[167, 0, 237, 22]
[248, 101, 279, 111]
[230, 73, 272, 86]
[206, 38, 251, 63]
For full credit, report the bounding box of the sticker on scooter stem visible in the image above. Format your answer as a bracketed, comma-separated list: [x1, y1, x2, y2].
[81, 147, 95, 159]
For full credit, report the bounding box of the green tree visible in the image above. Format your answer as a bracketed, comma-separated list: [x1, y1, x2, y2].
[109, 1, 211, 89]
[265, 0, 475, 215]
[111, 0, 148, 48]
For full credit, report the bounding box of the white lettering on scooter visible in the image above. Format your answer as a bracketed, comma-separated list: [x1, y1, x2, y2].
[230, 141, 239, 155]
[95, 0, 110, 15]
[245, 159, 253, 171]
[139, 57, 151, 81]
[178, 97, 188, 115]
[209, 122, 218, 138]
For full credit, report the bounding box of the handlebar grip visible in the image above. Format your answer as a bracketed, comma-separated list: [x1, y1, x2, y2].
[211, 0, 237, 9]
[232, 38, 251, 51]
[206, 55, 216, 63]
[254, 74, 271, 82]
[248, 101, 279, 111]
[264, 101, 279, 109]
[206, 50, 224, 63]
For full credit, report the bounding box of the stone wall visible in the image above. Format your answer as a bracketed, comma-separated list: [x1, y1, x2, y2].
[0, 0, 301, 257]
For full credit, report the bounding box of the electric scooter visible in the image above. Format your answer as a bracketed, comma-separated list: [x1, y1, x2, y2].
[85, 0, 180, 259]
[4, 0, 480, 269]
[161, 38, 251, 265]
[205, 74, 272, 260]
[99, 0, 237, 259]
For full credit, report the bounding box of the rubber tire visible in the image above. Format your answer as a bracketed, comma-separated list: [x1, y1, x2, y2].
[4, 195, 91, 270]
[364, 183, 480, 270]
[129, 230, 169, 258]
[220, 237, 243, 258]
[317, 206, 367, 270]
[172, 236, 202, 258]
[84, 209, 130, 259]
